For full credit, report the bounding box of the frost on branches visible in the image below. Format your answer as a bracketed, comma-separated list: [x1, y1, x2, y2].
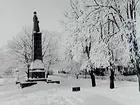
[62, 0, 131, 72]
[61, 0, 140, 90]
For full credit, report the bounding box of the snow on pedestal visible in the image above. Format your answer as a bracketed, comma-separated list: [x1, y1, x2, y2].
[30, 59, 44, 70]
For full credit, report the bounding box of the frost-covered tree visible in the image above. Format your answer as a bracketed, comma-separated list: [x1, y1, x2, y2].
[88, 0, 140, 90]
[83, 0, 131, 89]
[62, 0, 140, 90]
[8, 27, 33, 65]
[61, 0, 100, 86]
[58, 31, 81, 77]
[43, 31, 61, 72]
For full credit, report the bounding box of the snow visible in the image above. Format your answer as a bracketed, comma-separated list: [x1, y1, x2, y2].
[0, 74, 139, 105]
[29, 70, 45, 72]
[30, 60, 44, 70]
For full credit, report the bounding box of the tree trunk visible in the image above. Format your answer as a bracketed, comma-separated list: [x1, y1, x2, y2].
[85, 69, 87, 78]
[75, 73, 79, 79]
[92, 74, 96, 87]
[90, 70, 96, 87]
[110, 69, 115, 89]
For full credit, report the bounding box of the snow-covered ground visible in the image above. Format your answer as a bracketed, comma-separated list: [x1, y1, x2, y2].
[0, 74, 139, 105]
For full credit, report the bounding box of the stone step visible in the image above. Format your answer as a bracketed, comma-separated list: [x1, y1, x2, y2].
[47, 80, 60, 84]
[20, 81, 37, 88]
[28, 78, 47, 82]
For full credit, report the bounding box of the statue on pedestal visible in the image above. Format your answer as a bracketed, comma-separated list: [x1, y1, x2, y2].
[28, 12, 46, 81]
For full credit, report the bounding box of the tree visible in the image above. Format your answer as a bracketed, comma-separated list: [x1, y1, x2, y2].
[62, 0, 140, 90]
[43, 31, 60, 72]
[61, 0, 97, 86]
[8, 27, 33, 65]
[124, 0, 140, 91]
[87, 0, 140, 91]
[58, 32, 81, 76]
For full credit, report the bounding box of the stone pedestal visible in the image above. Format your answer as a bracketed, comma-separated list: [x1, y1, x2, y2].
[29, 59, 46, 80]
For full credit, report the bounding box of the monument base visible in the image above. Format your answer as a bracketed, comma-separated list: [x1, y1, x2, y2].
[29, 59, 46, 81]
[28, 70, 46, 81]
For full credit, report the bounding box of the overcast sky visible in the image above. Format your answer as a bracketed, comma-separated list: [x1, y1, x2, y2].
[0, 0, 69, 48]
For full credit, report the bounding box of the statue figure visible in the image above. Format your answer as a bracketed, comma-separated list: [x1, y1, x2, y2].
[33, 11, 40, 32]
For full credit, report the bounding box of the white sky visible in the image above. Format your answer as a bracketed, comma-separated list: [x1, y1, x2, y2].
[0, 0, 70, 48]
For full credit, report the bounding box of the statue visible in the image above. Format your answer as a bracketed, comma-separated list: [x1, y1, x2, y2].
[33, 11, 40, 32]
